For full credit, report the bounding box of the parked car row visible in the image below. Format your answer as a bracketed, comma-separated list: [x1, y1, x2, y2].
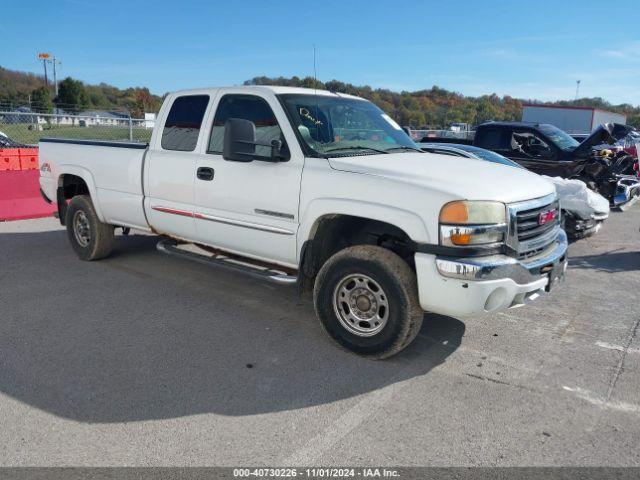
[417, 121, 639, 240]
[425, 121, 639, 206]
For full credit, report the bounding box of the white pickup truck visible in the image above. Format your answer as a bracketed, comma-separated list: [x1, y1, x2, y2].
[39, 86, 568, 358]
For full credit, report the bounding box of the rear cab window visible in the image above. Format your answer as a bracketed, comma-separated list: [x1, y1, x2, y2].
[161, 95, 210, 151]
[477, 128, 509, 152]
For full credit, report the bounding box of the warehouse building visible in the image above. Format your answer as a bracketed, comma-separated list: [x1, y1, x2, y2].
[522, 105, 627, 134]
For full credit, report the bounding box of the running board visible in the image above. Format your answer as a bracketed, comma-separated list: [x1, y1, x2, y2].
[156, 239, 297, 285]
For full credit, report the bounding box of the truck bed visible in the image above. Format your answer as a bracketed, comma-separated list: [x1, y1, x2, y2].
[39, 138, 149, 230]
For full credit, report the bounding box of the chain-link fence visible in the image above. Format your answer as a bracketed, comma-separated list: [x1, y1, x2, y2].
[407, 129, 475, 142]
[0, 111, 154, 146]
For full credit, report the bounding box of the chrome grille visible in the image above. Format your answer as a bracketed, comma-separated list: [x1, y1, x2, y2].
[516, 205, 559, 241]
[507, 193, 560, 259]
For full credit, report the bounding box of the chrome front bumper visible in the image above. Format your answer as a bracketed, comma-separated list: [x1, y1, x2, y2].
[435, 229, 568, 286]
[414, 231, 568, 316]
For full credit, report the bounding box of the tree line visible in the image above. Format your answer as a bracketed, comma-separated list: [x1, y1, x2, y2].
[0, 66, 162, 118]
[2, 66, 639, 128]
[244, 76, 640, 129]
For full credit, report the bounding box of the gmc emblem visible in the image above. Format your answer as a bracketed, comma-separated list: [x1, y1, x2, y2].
[538, 208, 558, 225]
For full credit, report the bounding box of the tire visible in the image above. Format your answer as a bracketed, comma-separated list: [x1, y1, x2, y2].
[313, 245, 423, 359]
[65, 195, 115, 261]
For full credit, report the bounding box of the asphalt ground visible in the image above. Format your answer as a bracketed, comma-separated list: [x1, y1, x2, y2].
[0, 205, 639, 466]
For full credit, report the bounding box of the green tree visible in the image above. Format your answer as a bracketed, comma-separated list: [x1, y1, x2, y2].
[130, 88, 159, 118]
[55, 77, 89, 113]
[30, 86, 53, 113]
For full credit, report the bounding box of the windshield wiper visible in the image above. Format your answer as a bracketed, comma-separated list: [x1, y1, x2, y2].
[324, 145, 389, 154]
[384, 146, 423, 152]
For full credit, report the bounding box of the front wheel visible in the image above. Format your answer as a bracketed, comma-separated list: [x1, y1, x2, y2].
[313, 245, 423, 359]
[65, 195, 115, 261]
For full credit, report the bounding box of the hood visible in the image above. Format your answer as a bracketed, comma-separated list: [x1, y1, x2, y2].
[574, 123, 634, 156]
[328, 152, 555, 204]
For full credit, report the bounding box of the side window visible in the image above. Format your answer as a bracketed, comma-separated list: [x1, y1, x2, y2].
[161, 95, 209, 151]
[510, 130, 553, 158]
[208, 95, 285, 157]
[478, 128, 508, 151]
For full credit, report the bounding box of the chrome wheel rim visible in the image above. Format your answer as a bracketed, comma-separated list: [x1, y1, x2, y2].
[73, 210, 91, 247]
[333, 273, 389, 337]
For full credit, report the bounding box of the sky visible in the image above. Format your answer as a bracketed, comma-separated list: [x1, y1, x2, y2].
[2, 0, 640, 105]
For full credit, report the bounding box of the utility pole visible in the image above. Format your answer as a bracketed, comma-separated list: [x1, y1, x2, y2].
[52, 56, 60, 96]
[575, 80, 581, 100]
[37, 53, 52, 87]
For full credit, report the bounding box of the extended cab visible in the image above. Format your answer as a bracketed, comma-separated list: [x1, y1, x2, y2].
[39, 86, 568, 358]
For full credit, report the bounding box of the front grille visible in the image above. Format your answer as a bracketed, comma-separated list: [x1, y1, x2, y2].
[507, 194, 560, 259]
[516, 243, 554, 260]
[516, 204, 558, 241]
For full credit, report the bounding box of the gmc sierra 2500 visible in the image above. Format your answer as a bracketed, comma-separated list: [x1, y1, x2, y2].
[39, 86, 568, 358]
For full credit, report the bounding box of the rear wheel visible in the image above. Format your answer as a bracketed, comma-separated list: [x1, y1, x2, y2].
[313, 245, 423, 359]
[65, 195, 115, 261]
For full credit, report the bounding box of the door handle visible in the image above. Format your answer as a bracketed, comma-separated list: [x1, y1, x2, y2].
[197, 167, 215, 181]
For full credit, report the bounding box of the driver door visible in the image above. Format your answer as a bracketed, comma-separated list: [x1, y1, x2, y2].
[191, 93, 304, 268]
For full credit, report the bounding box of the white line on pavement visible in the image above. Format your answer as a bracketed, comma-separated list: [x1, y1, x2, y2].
[595, 341, 640, 354]
[562, 386, 640, 415]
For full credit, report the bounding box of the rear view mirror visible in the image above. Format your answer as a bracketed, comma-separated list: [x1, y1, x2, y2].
[223, 118, 256, 162]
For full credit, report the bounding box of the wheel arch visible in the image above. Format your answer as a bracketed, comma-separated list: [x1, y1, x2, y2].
[296, 200, 430, 296]
[56, 166, 105, 224]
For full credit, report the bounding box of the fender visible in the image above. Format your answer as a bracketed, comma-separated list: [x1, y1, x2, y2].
[56, 165, 106, 222]
[297, 197, 432, 263]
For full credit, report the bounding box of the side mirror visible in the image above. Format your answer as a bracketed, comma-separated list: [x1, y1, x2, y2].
[222, 118, 288, 162]
[223, 118, 256, 162]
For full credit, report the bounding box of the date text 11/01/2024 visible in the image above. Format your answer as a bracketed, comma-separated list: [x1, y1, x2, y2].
[233, 468, 400, 477]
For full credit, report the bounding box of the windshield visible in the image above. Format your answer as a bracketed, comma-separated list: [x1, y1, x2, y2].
[279, 94, 418, 157]
[537, 124, 580, 152]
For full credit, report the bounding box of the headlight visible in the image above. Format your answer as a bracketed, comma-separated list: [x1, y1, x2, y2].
[439, 200, 507, 247]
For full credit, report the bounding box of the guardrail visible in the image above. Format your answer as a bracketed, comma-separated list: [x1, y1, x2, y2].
[0, 111, 154, 145]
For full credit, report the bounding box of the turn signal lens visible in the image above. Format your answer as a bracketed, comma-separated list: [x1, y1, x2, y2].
[440, 225, 505, 246]
[439, 201, 506, 225]
[440, 202, 469, 223]
[449, 232, 473, 245]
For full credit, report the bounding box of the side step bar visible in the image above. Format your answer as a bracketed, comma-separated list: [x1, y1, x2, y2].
[156, 238, 298, 285]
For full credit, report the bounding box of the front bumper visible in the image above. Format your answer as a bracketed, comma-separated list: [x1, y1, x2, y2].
[564, 214, 606, 240]
[415, 230, 568, 317]
[613, 176, 640, 209]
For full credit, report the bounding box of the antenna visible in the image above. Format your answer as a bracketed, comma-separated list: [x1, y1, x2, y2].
[312, 44, 320, 143]
[313, 44, 318, 87]
[575, 80, 581, 100]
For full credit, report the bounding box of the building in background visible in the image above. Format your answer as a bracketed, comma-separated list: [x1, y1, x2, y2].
[76, 110, 131, 126]
[522, 105, 627, 134]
